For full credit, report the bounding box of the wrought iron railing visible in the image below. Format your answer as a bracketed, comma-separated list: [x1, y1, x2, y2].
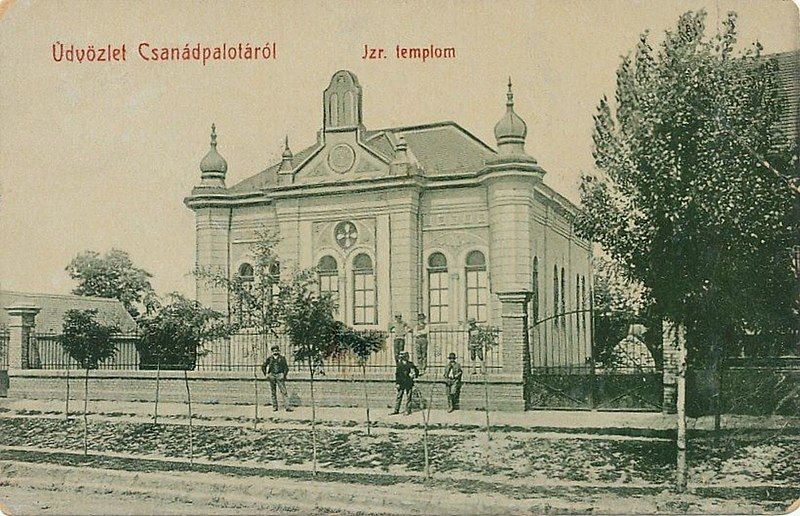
[27, 327, 502, 374]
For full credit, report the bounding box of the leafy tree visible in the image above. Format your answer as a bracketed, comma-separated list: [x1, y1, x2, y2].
[576, 11, 797, 405]
[469, 324, 500, 442]
[280, 270, 344, 475]
[66, 249, 155, 318]
[59, 309, 118, 455]
[339, 326, 385, 435]
[136, 294, 229, 459]
[195, 227, 283, 427]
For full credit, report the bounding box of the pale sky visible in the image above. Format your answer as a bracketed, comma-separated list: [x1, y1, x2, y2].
[0, 0, 797, 297]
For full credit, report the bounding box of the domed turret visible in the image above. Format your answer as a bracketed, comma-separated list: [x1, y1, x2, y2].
[199, 123, 227, 187]
[493, 78, 527, 155]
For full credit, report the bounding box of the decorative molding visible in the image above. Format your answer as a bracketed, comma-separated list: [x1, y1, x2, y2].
[422, 210, 488, 229]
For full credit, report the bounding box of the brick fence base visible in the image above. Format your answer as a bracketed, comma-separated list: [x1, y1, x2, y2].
[6, 369, 526, 412]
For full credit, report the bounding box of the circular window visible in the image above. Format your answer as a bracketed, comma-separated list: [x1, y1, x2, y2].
[334, 221, 358, 249]
[327, 143, 356, 173]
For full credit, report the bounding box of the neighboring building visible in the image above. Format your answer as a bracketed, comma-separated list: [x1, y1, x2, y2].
[185, 70, 593, 370]
[0, 290, 137, 333]
[769, 50, 799, 145]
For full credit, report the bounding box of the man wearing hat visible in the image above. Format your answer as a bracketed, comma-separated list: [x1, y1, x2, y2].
[388, 313, 410, 364]
[390, 351, 419, 415]
[261, 344, 291, 411]
[467, 318, 483, 374]
[443, 353, 463, 412]
[413, 313, 430, 374]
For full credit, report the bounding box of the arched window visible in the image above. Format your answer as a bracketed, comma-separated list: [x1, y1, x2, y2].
[531, 257, 539, 322]
[236, 263, 255, 326]
[581, 275, 587, 342]
[329, 93, 339, 126]
[465, 250, 488, 323]
[352, 253, 376, 325]
[318, 256, 339, 314]
[344, 91, 355, 125]
[576, 273, 581, 334]
[560, 267, 566, 330]
[268, 261, 281, 305]
[553, 265, 559, 318]
[238, 263, 254, 282]
[427, 252, 449, 323]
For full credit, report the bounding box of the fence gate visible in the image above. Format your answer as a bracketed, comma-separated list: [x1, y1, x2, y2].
[525, 310, 663, 412]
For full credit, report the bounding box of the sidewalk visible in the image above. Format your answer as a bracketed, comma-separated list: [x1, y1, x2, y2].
[2, 397, 797, 432]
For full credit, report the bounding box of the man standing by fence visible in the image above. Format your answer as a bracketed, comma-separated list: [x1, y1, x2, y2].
[467, 318, 483, 374]
[261, 345, 291, 411]
[390, 351, 419, 415]
[389, 313, 410, 364]
[413, 313, 429, 375]
[444, 352, 463, 412]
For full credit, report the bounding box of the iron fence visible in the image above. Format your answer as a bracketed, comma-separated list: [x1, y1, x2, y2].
[26, 327, 502, 375]
[32, 332, 141, 370]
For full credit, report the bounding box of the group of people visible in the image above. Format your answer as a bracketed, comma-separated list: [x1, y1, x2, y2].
[389, 349, 463, 415]
[260, 314, 486, 414]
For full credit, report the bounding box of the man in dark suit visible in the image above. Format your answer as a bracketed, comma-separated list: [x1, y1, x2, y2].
[261, 344, 291, 411]
[390, 351, 419, 415]
[443, 352, 463, 412]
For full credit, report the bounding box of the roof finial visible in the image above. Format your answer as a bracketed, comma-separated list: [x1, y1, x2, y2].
[506, 77, 514, 107]
[210, 123, 217, 147]
[282, 135, 293, 157]
[280, 134, 293, 169]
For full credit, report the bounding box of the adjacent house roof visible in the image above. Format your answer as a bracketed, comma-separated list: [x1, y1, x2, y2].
[770, 50, 799, 143]
[0, 290, 138, 334]
[227, 121, 497, 193]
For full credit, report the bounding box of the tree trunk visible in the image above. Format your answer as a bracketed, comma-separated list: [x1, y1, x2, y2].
[309, 364, 318, 476]
[83, 367, 89, 456]
[184, 369, 194, 466]
[420, 369, 438, 479]
[676, 324, 688, 493]
[154, 359, 161, 425]
[65, 362, 70, 420]
[253, 365, 259, 430]
[710, 335, 723, 435]
[361, 363, 371, 436]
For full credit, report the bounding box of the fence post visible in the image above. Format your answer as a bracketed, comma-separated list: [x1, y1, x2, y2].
[497, 292, 531, 410]
[4, 304, 41, 369]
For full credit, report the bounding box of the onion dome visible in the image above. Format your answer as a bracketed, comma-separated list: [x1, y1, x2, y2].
[199, 124, 227, 186]
[493, 78, 527, 154]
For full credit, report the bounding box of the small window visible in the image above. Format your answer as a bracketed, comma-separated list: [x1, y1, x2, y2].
[269, 261, 281, 303]
[238, 263, 254, 282]
[318, 256, 339, 315]
[427, 252, 449, 323]
[465, 251, 488, 323]
[466, 251, 486, 268]
[236, 263, 255, 326]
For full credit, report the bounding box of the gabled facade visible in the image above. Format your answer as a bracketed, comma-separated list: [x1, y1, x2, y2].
[185, 71, 592, 378]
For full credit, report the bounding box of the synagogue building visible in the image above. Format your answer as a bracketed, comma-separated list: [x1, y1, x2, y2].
[184, 70, 593, 380]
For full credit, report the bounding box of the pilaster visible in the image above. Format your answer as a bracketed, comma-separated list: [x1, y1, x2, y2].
[5, 304, 40, 369]
[489, 292, 530, 411]
[194, 207, 231, 313]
